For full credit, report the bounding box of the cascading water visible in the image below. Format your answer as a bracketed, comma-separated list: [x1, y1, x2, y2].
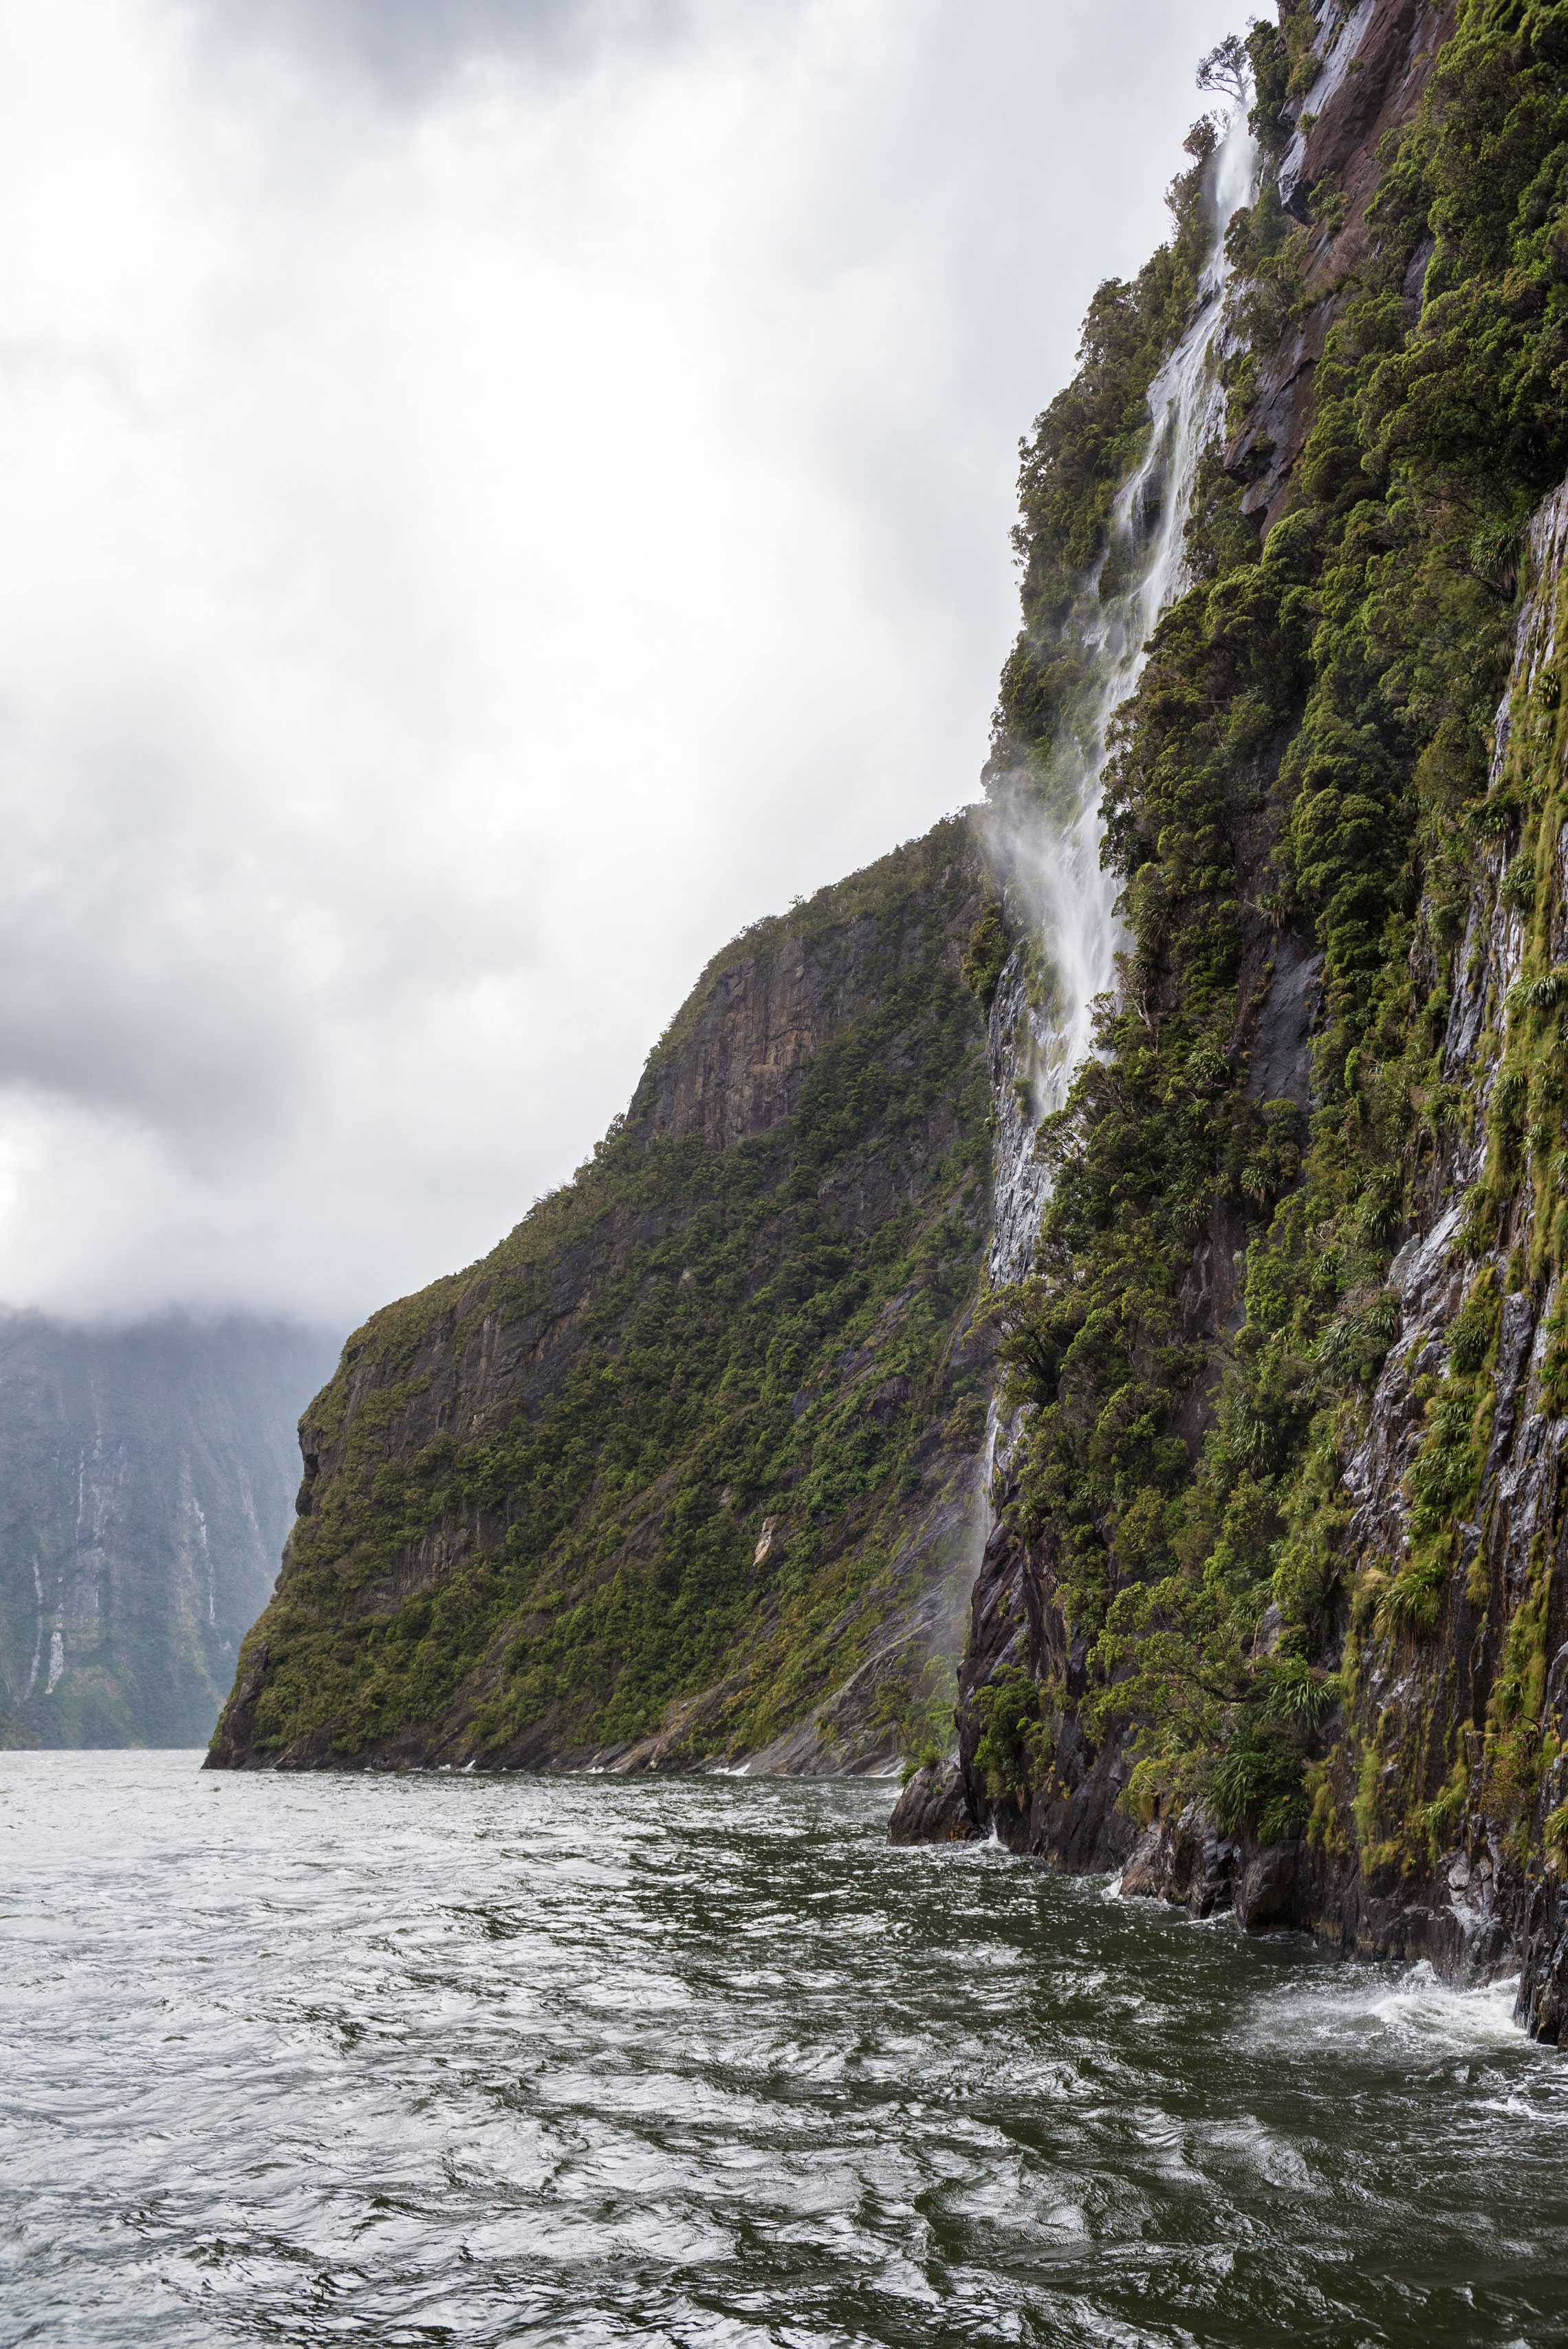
[974, 98, 1257, 1523]
[984, 98, 1256, 1290]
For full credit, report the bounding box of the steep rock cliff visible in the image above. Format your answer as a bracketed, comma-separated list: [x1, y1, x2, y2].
[1228, 0, 1460, 534]
[895, 0, 1568, 2033]
[0, 1313, 339, 1746]
[208, 821, 993, 1773]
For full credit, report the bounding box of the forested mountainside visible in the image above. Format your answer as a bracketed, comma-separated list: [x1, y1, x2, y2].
[208, 826, 992, 1773]
[0, 1314, 339, 1746]
[895, 0, 1568, 2033]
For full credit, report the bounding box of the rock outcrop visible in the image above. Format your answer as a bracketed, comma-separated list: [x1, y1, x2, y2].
[1227, 0, 1459, 533]
[886, 1757, 973, 1845]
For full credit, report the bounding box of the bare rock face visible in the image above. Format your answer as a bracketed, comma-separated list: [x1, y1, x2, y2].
[1234, 1839, 1300, 1934]
[1119, 1815, 1253, 1923]
[1520, 1878, 1568, 2042]
[635, 918, 882, 1154]
[1278, 0, 1444, 226]
[887, 1758, 976, 1845]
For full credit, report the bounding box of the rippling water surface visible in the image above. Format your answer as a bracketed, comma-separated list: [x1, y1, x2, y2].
[6, 1754, 1568, 2346]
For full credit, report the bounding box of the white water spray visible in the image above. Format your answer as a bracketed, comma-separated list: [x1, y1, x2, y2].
[960, 99, 1258, 1605]
[984, 100, 1257, 1291]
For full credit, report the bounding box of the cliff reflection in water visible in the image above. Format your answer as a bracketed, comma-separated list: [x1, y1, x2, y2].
[6, 1752, 1568, 2347]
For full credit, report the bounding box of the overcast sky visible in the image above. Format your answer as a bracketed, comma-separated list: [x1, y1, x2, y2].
[0, 0, 1241, 1330]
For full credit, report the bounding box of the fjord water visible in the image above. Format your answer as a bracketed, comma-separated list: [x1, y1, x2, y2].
[6, 1757, 1568, 2349]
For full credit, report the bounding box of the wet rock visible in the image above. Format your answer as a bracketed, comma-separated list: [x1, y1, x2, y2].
[1246, 936, 1322, 1111]
[1118, 1809, 1241, 1920]
[1118, 1822, 1176, 1901]
[886, 1758, 977, 1845]
[1518, 1879, 1568, 2042]
[1252, 1603, 1285, 1660]
[1228, 0, 1459, 534]
[1235, 1841, 1299, 1934]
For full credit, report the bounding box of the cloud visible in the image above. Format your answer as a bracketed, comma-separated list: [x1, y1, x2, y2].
[197, 0, 691, 100]
[0, 0, 1243, 1324]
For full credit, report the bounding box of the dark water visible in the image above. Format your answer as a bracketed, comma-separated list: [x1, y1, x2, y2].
[6, 1757, 1568, 2348]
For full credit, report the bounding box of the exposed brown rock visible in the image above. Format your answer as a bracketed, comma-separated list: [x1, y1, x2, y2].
[1226, 0, 1459, 536]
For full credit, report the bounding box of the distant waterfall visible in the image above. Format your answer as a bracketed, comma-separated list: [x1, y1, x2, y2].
[984, 99, 1257, 1294]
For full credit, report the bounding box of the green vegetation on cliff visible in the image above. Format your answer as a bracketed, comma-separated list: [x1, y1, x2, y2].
[217, 823, 991, 1770]
[991, 102, 1235, 813]
[0, 1315, 338, 1749]
[988, 0, 1568, 1850]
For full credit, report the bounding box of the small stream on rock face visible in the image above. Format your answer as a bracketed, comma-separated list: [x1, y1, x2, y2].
[7, 1753, 1568, 2348]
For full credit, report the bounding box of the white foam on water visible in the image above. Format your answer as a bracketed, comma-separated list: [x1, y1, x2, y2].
[1256, 1960, 1533, 2059]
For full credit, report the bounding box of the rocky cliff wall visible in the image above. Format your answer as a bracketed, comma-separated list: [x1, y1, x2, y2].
[0, 1313, 339, 1746]
[1109, 465, 1568, 2006]
[1278, 0, 1450, 218]
[894, 0, 1568, 2037]
[635, 916, 896, 1155]
[208, 820, 994, 1775]
[1228, 0, 1459, 533]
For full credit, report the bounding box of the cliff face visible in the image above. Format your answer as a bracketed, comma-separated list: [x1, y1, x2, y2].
[208, 821, 993, 1774]
[895, 0, 1568, 2031]
[907, 475, 1568, 1970]
[635, 919, 894, 1154]
[212, 0, 1568, 2044]
[0, 1314, 339, 1746]
[1227, 0, 1460, 534]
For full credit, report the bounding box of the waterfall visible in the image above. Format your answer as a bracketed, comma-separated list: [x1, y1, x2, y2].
[961, 97, 1256, 1598]
[983, 99, 1256, 1293]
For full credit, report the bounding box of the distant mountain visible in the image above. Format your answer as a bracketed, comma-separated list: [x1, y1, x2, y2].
[0, 1313, 342, 1746]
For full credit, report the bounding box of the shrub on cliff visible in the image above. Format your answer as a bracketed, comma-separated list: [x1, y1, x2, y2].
[985, 0, 1568, 1845]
